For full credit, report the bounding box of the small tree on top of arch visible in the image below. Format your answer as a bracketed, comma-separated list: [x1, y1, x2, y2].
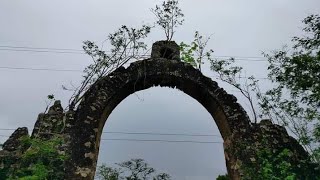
[151, 0, 184, 41]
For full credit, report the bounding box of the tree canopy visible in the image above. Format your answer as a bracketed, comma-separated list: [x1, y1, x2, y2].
[97, 159, 171, 180]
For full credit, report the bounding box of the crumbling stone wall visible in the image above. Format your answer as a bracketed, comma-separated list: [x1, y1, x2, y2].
[224, 119, 316, 179]
[0, 101, 74, 179]
[0, 41, 315, 180]
[0, 127, 28, 178]
[1, 127, 28, 152]
[32, 100, 65, 139]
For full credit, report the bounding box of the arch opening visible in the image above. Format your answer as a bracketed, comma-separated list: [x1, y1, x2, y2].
[96, 87, 227, 179]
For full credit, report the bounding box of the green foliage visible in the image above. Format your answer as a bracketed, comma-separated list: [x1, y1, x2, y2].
[97, 159, 171, 180]
[243, 149, 296, 180]
[242, 148, 319, 180]
[261, 14, 320, 162]
[180, 41, 197, 67]
[3, 136, 67, 180]
[16, 163, 48, 180]
[180, 31, 213, 71]
[216, 174, 229, 180]
[0, 156, 15, 179]
[151, 0, 184, 41]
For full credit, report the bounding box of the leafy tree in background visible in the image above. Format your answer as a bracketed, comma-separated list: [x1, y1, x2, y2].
[181, 14, 320, 178]
[261, 14, 320, 162]
[97, 159, 171, 180]
[241, 147, 320, 180]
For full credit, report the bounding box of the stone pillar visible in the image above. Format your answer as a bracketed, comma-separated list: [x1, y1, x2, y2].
[32, 100, 65, 139]
[151, 40, 180, 60]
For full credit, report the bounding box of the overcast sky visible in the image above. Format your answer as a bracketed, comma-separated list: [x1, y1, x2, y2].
[0, 0, 320, 179]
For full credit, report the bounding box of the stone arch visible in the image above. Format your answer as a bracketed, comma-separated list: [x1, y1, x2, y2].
[0, 41, 313, 179]
[67, 49, 251, 179]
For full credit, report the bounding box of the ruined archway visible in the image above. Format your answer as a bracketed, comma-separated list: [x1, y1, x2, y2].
[0, 41, 312, 180]
[67, 41, 251, 179]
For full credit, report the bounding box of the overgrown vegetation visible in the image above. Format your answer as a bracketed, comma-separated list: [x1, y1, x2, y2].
[66, 25, 151, 110]
[261, 14, 320, 162]
[151, 0, 184, 41]
[1, 136, 67, 180]
[242, 148, 318, 180]
[180, 31, 212, 71]
[182, 15, 320, 179]
[180, 31, 259, 123]
[64, 0, 185, 111]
